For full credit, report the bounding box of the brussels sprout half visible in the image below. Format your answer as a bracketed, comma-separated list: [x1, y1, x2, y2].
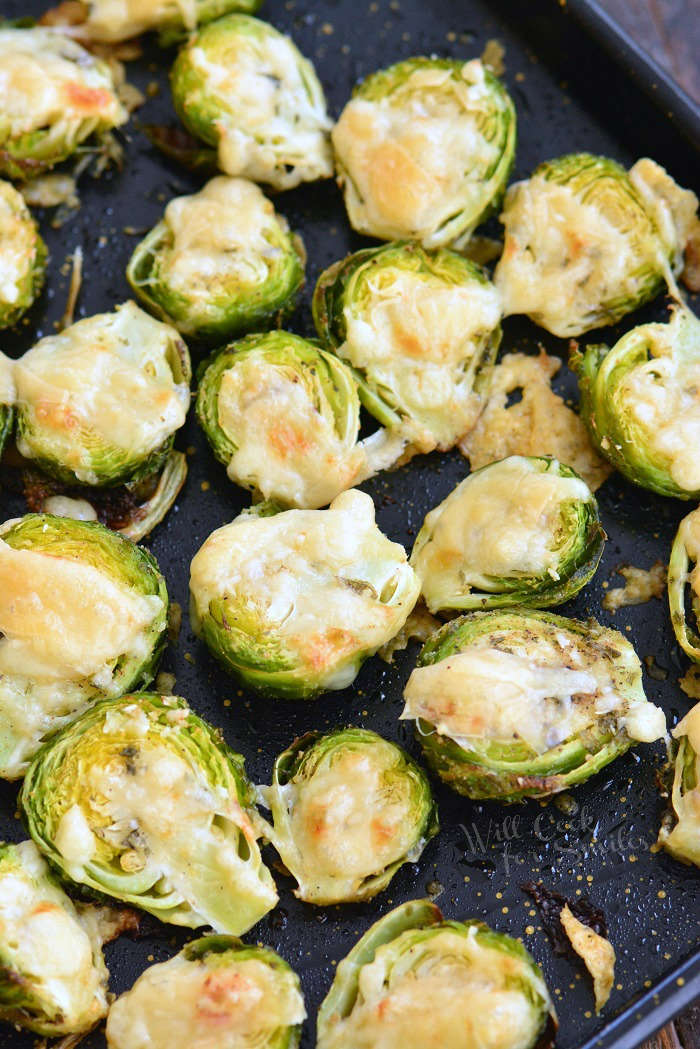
[668, 506, 700, 661]
[331, 57, 516, 249]
[21, 693, 278, 933]
[15, 300, 191, 490]
[410, 456, 605, 613]
[657, 703, 700, 867]
[312, 241, 502, 454]
[573, 306, 700, 500]
[0, 513, 168, 779]
[78, 0, 263, 45]
[106, 934, 305, 1049]
[317, 899, 556, 1049]
[0, 27, 127, 180]
[402, 609, 666, 801]
[127, 176, 305, 342]
[196, 331, 402, 509]
[259, 729, 438, 905]
[170, 15, 333, 190]
[494, 153, 675, 337]
[189, 489, 420, 699]
[0, 840, 113, 1038]
[0, 180, 47, 328]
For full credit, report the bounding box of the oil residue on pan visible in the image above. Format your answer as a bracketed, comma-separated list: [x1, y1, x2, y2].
[0, 0, 698, 1047]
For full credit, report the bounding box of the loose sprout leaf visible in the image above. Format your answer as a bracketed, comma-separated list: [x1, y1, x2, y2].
[656, 703, 700, 867]
[560, 904, 616, 1013]
[522, 882, 608, 955]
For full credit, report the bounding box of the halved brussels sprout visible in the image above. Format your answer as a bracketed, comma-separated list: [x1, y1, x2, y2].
[401, 609, 666, 801]
[15, 300, 191, 491]
[189, 489, 420, 698]
[317, 899, 556, 1049]
[0, 839, 113, 1038]
[0, 351, 14, 460]
[69, 0, 263, 45]
[106, 935, 305, 1049]
[0, 180, 47, 328]
[410, 456, 605, 613]
[668, 505, 700, 660]
[0, 513, 168, 779]
[21, 692, 278, 933]
[196, 331, 402, 508]
[331, 58, 516, 249]
[657, 703, 700, 867]
[312, 242, 501, 454]
[259, 728, 438, 904]
[170, 15, 333, 190]
[127, 176, 305, 342]
[0, 27, 127, 180]
[572, 306, 700, 499]
[494, 153, 683, 337]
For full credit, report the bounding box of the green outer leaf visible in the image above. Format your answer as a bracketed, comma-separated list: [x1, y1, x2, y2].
[317, 899, 555, 1049]
[263, 728, 438, 903]
[572, 308, 700, 499]
[15, 315, 191, 489]
[126, 205, 305, 342]
[410, 608, 646, 801]
[668, 510, 700, 662]
[20, 693, 277, 932]
[195, 331, 361, 494]
[336, 58, 516, 247]
[118, 449, 188, 543]
[311, 240, 501, 441]
[410, 456, 605, 613]
[0, 404, 12, 459]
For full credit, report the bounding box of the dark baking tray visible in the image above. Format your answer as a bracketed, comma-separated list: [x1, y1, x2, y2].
[0, 0, 698, 1047]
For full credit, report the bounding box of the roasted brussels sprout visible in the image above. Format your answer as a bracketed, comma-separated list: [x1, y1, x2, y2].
[127, 176, 305, 342]
[74, 0, 263, 45]
[332, 58, 516, 249]
[0, 513, 168, 779]
[657, 703, 700, 867]
[0, 27, 126, 181]
[196, 331, 402, 508]
[22, 692, 278, 933]
[0, 180, 47, 328]
[494, 153, 686, 337]
[0, 351, 14, 460]
[0, 839, 113, 1038]
[312, 242, 501, 454]
[573, 306, 700, 499]
[668, 505, 700, 660]
[106, 935, 305, 1049]
[170, 15, 333, 190]
[402, 609, 666, 801]
[317, 899, 556, 1049]
[410, 456, 605, 613]
[189, 489, 420, 698]
[259, 729, 438, 904]
[15, 300, 191, 490]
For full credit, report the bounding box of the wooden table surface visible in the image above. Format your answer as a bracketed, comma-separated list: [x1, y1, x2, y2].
[596, 4, 699, 1048]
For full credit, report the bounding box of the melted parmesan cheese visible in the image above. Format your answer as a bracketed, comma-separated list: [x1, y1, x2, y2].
[0, 536, 162, 683]
[106, 952, 305, 1049]
[53, 704, 277, 932]
[189, 26, 332, 190]
[0, 28, 125, 138]
[494, 176, 657, 337]
[0, 181, 38, 308]
[85, 0, 198, 42]
[342, 266, 500, 450]
[319, 927, 549, 1049]
[402, 630, 665, 752]
[0, 841, 107, 1031]
[217, 355, 369, 508]
[158, 176, 289, 304]
[629, 158, 699, 274]
[616, 310, 700, 492]
[332, 60, 502, 247]
[189, 490, 419, 687]
[15, 302, 188, 485]
[412, 457, 592, 610]
[281, 747, 419, 900]
[0, 350, 15, 405]
[660, 703, 700, 866]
